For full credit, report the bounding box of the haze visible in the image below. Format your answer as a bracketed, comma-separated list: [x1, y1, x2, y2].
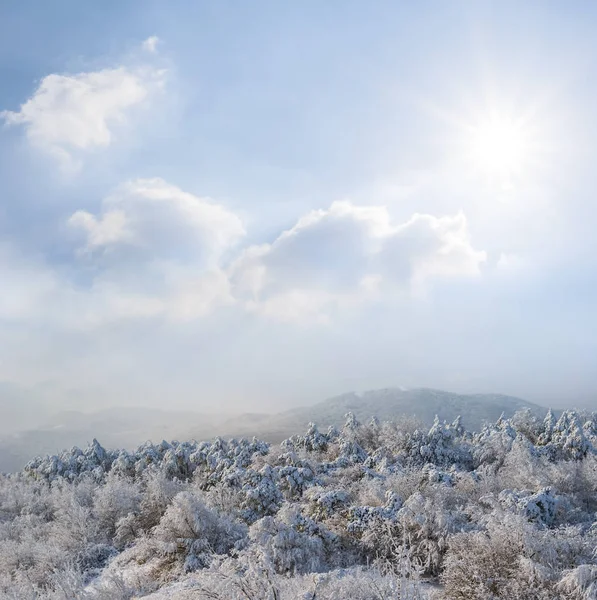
[1, 1, 596, 430]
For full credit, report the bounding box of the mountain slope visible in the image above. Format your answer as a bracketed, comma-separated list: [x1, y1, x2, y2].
[221, 387, 547, 441]
[0, 387, 549, 471]
[296, 387, 544, 429]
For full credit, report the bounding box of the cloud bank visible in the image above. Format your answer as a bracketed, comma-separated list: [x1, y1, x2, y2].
[0, 178, 485, 329]
[230, 201, 486, 321]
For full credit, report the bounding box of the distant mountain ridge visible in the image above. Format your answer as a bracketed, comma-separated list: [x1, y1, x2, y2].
[300, 387, 544, 429]
[0, 387, 550, 472]
[219, 387, 548, 441]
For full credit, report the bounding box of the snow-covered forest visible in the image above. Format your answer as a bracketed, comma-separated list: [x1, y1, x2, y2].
[2, 408, 597, 599]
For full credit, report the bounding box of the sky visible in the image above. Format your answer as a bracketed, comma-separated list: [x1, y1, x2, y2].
[0, 0, 596, 415]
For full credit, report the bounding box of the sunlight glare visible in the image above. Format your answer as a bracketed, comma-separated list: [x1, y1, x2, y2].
[470, 113, 529, 178]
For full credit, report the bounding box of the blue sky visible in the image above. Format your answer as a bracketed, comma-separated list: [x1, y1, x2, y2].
[1, 1, 596, 412]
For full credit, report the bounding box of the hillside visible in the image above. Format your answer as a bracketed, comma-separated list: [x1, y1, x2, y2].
[3, 406, 597, 599]
[220, 387, 547, 441]
[0, 387, 549, 472]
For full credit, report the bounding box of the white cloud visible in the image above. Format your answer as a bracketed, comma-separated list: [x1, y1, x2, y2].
[66, 178, 244, 323]
[1, 66, 164, 170]
[230, 201, 486, 321]
[68, 209, 132, 249]
[5, 186, 484, 328]
[0, 176, 247, 328]
[381, 212, 486, 292]
[142, 36, 161, 53]
[0, 178, 245, 328]
[70, 178, 245, 264]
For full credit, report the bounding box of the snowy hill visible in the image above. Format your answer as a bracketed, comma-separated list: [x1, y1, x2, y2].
[288, 387, 542, 428]
[3, 406, 597, 599]
[0, 387, 549, 472]
[219, 387, 547, 441]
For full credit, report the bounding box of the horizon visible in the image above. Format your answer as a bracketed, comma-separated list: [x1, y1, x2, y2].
[1, 1, 596, 429]
[0, 383, 586, 474]
[2, 382, 591, 420]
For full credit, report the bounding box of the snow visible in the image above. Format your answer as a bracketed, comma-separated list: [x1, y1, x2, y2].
[3, 407, 597, 599]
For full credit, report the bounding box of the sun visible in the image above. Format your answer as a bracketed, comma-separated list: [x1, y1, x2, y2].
[468, 113, 530, 179]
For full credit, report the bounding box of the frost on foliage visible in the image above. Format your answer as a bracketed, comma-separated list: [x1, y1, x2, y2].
[9, 407, 597, 599]
[24, 436, 271, 486]
[393, 490, 473, 577]
[249, 505, 338, 575]
[337, 437, 368, 466]
[421, 463, 455, 486]
[150, 491, 246, 573]
[135, 563, 424, 600]
[527, 409, 597, 461]
[419, 416, 471, 467]
[347, 490, 403, 533]
[552, 411, 594, 460]
[538, 408, 557, 445]
[557, 564, 597, 599]
[498, 487, 567, 527]
[281, 422, 336, 454]
[25, 438, 115, 482]
[404, 416, 473, 471]
[363, 446, 399, 474]
[306, 488, 350, 518]
[343, 411, 361, 434]
[276, 451, 319, 499]
[240, 464, 283, 523]
[441, 514, 597, 599]
[278, 463, 316, 499]
[472, 414, 518, 468]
